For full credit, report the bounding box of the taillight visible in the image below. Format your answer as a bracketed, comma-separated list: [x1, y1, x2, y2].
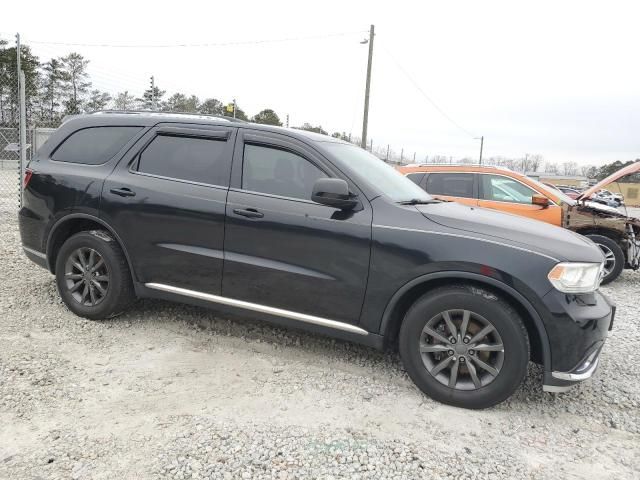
[24, 168, 33, 188]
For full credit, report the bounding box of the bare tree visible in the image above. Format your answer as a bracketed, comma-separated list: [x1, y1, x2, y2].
[561, 161, 579, 176]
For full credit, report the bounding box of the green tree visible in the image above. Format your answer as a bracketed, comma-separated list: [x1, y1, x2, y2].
[596, 160, 640, 182]
[251, 108, 282, 126]
[222, 101, 248, 121]
[331, 131, 350, 141]
[138, 84, 165, 110]
[39, 58, 65, 123]
[163, 93, 199, 113]
[86, 90, 112, 112]
[113, 91, 137, 110]
[198, 98, 224, 115]
[60, 52, 91, 114]
[295, 123, 327, 135]
[0, 39, 40, 125]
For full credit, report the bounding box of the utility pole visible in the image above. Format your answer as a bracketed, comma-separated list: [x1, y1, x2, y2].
[386, 144, 389, 161]
[413, 152, 416, 162]
[150, 76, 157, 110]
[369, 138, 373, 152]
[475, 136, 484, 164]
[16, 33, 27, 207]
[286, 114, 289, 128]
[233, 98, 237, 119]
[361, 25, 375, 149]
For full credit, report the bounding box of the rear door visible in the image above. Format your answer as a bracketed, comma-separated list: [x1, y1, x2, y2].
[221, 130, 372, 325]
[424, 172, 479, 207]
[477, 173, 562, 225]
[101, 123, 236, 294]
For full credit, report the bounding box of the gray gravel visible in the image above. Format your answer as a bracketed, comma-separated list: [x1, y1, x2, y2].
[1, 175, 639, 478]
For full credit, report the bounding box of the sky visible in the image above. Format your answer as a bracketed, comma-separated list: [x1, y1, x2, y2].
[4, 0, 639, 166]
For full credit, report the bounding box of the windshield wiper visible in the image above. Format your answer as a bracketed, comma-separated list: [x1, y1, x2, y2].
[398, 198, 440, 205]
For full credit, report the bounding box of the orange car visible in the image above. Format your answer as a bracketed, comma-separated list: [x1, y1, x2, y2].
[396, 163, 640, 284]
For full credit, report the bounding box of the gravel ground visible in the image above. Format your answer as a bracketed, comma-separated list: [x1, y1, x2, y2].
[1, 172, 639, 479]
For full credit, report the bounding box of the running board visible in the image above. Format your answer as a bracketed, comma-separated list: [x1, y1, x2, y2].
[145, 282, 369, 336]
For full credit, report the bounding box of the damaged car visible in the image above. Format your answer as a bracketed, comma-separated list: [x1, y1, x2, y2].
[398, 161, 640, 284]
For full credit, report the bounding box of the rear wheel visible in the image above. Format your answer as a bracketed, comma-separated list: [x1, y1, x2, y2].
[586, 234, 624, 285]
[55, 230, 135, 319]
[399, 284, 529, 409]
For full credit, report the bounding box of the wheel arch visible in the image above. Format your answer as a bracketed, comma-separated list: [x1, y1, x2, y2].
[378, 271, 551, 368]
[46, 213, 136, 281]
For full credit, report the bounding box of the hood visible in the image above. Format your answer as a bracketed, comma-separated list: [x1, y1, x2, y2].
[416, 202, 604, 263]
[578, 161, 640, 200]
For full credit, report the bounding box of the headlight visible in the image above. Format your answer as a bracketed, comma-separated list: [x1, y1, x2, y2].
[548, 262, 603, 293]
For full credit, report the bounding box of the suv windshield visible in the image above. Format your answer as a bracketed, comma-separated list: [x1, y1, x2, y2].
[322, 143, 432, 202]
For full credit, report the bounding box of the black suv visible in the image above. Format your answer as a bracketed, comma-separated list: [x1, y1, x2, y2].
[19, 112, 614, 409]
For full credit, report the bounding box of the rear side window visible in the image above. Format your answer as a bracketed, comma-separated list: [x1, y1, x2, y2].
[242, 144, 327, 200]
[405, 172, 426, 186]
[52, 126, 142, 165]
[137, 134, 229, 185]
[426, 173, 475, 198]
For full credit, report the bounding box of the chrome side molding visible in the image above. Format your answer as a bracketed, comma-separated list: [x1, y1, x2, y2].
[145, 282, 369, 336]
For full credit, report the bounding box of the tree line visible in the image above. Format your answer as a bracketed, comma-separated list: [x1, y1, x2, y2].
[0, 39, 330, 132]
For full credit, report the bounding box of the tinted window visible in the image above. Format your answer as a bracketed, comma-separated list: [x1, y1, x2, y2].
[242, 144, 327, 200]
[406, 172, 426, 186]
[52, 126, 142, 165]
[137, 134, 229, 185]
[480, 174, 537, 204]
[426, 173, 474, 198]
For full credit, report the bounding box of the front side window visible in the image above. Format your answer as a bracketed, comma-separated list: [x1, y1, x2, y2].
[320, 143, 432, 203]
[52, 126, 142, 165]
[426, 173, 474, 198]
[242, 144, 327, 200]
[137, 134, 229, 185]
[480, 175, 538, 204]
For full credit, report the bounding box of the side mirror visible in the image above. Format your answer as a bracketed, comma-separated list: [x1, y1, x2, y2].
[311, 178, 358, 210]
[532, 194, 550, 208]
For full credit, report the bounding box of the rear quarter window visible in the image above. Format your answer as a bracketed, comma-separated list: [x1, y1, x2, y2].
[52, 126, 142, 165]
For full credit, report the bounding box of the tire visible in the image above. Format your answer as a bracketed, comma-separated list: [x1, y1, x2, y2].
[586, 234, 624, 285]
[55, 230, 135, 320]
[399, 284, 529, 409]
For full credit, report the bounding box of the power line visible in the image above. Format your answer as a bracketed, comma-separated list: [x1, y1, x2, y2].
[24, 31, 367, 48]
[380, 42, 476, 138]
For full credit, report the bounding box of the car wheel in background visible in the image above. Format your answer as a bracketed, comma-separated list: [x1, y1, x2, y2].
[586, 234, 624, 285]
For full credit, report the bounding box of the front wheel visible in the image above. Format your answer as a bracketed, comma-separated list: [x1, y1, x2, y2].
[586, 234, 624, 285]
[399, 284, 529, 409]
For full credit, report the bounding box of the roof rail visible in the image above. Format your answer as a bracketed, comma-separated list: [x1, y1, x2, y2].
[89, 110, 248, 123]
[405, 162, 513, 171]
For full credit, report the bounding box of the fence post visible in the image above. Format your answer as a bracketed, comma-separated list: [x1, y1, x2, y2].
[19, 70, 27, 207]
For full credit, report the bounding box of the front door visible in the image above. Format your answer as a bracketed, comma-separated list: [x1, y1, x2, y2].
[222, 130, 372, 324]
[101, 124, 236, 294]
[477, 173, 562, 225]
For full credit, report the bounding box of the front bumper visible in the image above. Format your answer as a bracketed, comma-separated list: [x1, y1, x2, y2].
[540, 289, 614, 392]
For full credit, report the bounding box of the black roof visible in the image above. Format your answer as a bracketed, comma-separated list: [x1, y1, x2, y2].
[66, 110, 345, 144]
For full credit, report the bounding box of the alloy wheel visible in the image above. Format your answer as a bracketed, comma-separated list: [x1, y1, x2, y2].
[419, 309, 504, 390]
[596, 243, 616, 277]
[64, 247, 109, 307]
